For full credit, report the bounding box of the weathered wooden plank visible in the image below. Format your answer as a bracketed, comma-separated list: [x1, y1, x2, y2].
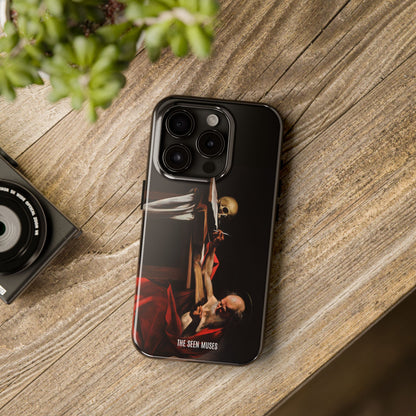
[269, 291, 416, 416]
[0, 85, 72, 158]
[202, 0, 350, 98]
[262, 0, 416, 159]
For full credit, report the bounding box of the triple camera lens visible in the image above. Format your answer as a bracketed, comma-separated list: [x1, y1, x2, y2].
[162, 109, 227, 175]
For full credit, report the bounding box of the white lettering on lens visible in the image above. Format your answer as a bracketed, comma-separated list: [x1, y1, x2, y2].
[25, 201, 36, 216]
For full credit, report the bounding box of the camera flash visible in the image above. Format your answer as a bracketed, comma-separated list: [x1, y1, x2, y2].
[206, 114, 219, 127]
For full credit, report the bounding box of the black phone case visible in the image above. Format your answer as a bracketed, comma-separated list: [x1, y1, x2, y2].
[133, 96, 282, 364]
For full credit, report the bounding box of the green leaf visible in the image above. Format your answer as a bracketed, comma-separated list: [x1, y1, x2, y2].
[44, 16, 65, 42]
[185, 24, 211, 58]
[169, 32, 188, 57]
[159, 0, 177, 7]
[87, 102, 98, 123]
[6, 67, 33, 87]
[90, 79, 122, 106]
[0, 23, 19, 52]
[145, 21, 171, 49]
[179, 0, 198, 13]
[91, 71, 125, 89]
[3, 21, 17, 37]
[71, 90, 84, 109]
[49, 76, 70, 97]
[54, 44, 77, 65]
[24, 44, 44, 62]
[141, 2, 170, 17]
[0, 71, 16, 100]
[125, 2, 144, 21]
[89, 71, 113, 89]
[116, 26, 142, 62]
[198, 0, 219, 16]
[146, 45, 162, 62]
[91, 45, 119, 75]
[91, 57, 116, 74]
[96, 22, 132, 43]
[26, 20, 43, 38]
[45, 0, 64, 16]
[73, 36, 98, 68]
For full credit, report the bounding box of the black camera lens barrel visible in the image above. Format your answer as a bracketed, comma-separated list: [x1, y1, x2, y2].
[197, 130, 226, 158]
[0, 180, 47, 275]
[162, 144, 192, 173]
[166, 110, 195, 137]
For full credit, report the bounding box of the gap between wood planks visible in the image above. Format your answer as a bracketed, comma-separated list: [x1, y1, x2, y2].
[265, 283, 416, 416]
[288, 105, 416, 255]
[0, 289, 136, 412]
[236, 0, 353, 104]
[13, 47, 147, 161]
[284, 47, 416, 166]
[281, 0, 416, 164]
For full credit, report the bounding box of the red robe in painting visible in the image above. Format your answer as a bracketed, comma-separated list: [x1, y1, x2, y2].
[132, 253, 223, 358]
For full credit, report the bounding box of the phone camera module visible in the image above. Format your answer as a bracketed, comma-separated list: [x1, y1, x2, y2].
[197, 131, 225, 158]
[163, 144, 192, 173]
[166, 110, 195, 137]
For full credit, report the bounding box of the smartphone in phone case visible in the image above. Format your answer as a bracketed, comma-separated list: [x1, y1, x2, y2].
[132, 96, 282, 364]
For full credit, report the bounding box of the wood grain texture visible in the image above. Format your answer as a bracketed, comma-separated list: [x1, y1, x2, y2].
[0, 85, 72, 158]
[1, 0, 415, 414]
[270, 290, 416, 416]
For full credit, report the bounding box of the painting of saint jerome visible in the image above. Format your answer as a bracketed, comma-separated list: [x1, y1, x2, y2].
[133, 179, 248, 358]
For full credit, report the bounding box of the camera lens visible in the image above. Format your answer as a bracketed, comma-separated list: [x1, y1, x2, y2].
[163, 144, 192, 173]
[0, 207, 22, 253]
[197, 131, 226, 158]
[0, 221, 5, 236]
[166, 110, 195, 137]
[0, 180, 47, 275]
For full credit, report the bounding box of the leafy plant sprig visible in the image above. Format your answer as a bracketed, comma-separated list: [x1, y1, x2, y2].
[0, 0, 219, 120]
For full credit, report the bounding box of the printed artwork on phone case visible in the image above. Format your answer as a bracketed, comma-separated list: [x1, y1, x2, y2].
[133, 178, 253, 360]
